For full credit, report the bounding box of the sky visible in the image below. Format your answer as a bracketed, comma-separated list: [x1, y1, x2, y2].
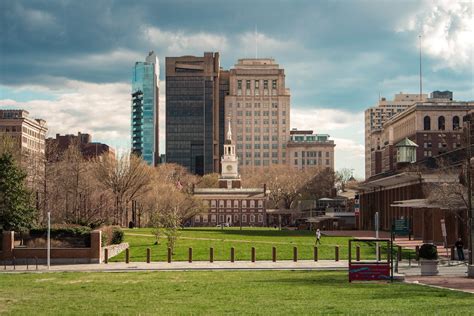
[0, 0, 473, 178]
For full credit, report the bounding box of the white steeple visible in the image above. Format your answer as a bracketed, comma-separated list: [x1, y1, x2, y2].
[226, 116, 232, 141]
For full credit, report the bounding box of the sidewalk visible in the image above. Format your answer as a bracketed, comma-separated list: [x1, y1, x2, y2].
[0, 260, 348, 273]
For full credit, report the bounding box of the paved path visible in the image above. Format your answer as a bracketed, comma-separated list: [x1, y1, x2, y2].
[0, 260, 348, 273]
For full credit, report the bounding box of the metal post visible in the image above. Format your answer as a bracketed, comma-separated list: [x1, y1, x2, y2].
[293, 247, 298, 262]
[104, 248, 108, 264]
[356, 245, 360, 261]
[230, 247, 235, 262]
[47, 211, 51, 270]
[125, 248, 130, 264]
[210, 247, 214, 263]
[314, 246, 318, 261]
[167, 247, 172, 263]
[335, 246, 339, 262]
[375, 212, 379, 262]
[188, 248, 193, 263]
[146, 248, 151, 264]
[251, 247, 256, 262]
[398, 246, 402, 262]
[272, 247, 276, 262]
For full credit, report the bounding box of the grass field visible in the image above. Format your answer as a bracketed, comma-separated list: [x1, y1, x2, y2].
[1, 271, 472, 315]
[110, 228, 413, 262]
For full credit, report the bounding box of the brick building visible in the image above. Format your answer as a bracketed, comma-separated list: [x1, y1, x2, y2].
[46, 132, 115, 161]
[286, 129, 335, 170]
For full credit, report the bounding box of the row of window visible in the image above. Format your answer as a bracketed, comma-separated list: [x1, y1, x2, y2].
[195, 214, 264, 223]
[293, 159, 331, 166]
[236, 111, 286, 117]
[209, 200, 264, 208]
[236, 127, 286, 134]
[237, 135, 286, 142]
[229, 102, 285, 109]
[236, 118, 286, 125]
[237, 80, 277, 90]
[423, 116, 461, 131]
[294, 151, 331, 158]
[243, 159, 285, 166]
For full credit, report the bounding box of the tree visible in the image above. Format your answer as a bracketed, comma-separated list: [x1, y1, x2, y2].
[0, 153, 37, 232]
[196, 173, 219, 188]
[93, 153, 152, 226]
[336, 168, 354, 192]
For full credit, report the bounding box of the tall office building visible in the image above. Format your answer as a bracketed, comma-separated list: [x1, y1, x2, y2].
[287, 129, 335, 170]
[166, 52, 227, 175]
[131, 51, 159, 166]
[225, 59, 290, 167]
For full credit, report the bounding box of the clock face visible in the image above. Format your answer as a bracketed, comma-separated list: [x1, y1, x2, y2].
[226, 165, 233, 171]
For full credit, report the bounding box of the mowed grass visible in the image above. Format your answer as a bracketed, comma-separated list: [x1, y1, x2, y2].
[110, 228, 411, 262]
[1, 271, 472, 315]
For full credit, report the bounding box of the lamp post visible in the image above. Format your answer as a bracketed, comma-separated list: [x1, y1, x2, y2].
[47, 211, 51, 270]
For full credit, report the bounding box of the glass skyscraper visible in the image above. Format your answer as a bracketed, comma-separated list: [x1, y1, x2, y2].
[165, 53, 227, 175]
[131, 51, 159, 166]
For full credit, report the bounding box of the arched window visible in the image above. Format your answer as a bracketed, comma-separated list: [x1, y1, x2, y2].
[453, 116, 460, 130]
[438, 116, 445, 130]
[423, 116, 431, 131]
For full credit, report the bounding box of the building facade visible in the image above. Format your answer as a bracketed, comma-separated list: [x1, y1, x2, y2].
[286, 129, 335, 170]
[371, 100, 473, 175]
[0, 109, 47, 158]
[131, 51, 159, 166]
[166, 52, 228, 175]
[46, 132, 115, 161]
[364, 93, 428, 179]
[193, 121, 268, 227]
[225, 58, 290, 168]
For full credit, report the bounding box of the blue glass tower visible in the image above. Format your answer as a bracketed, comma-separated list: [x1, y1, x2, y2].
[131, 51, 159, 166]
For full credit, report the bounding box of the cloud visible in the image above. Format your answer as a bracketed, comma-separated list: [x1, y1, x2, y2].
[143, 26, 229, 55]
[0, 80, 131, 150]
[290, 107, 365, 176]
[396, 0, 473, 70]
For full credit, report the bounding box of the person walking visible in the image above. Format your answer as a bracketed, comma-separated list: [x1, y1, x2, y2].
[454, 237, 465, 261]
[315, 228, 321, 245]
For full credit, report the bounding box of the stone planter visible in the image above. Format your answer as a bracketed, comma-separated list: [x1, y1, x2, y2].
[420, 259, 439, 276]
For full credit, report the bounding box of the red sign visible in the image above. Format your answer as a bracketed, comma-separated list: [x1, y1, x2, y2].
[349, 263, 390, 281]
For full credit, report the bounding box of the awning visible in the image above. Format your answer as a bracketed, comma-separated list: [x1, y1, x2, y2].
[390, 199, 466, 210]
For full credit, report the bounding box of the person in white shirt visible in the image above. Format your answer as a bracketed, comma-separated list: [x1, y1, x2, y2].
[315, 228, 321, 245]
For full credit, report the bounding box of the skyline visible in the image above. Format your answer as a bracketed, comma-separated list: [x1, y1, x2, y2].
[1, 0, 473, 178]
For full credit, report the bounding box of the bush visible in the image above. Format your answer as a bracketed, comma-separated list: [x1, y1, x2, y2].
[27, 225, 92, 247]
[111, 228, 124, 245]
[419, 243, 438, 260]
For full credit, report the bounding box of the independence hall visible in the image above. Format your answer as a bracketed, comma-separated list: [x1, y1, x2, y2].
[358, 92, 473, 245]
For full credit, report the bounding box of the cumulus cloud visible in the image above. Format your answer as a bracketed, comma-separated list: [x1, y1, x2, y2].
[396, 0, 473, 70]
[0, 80, 131, 151]
[143, 26, 229, 55]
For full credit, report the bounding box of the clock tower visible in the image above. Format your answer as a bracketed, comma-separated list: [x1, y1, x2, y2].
[219, 118, 241, 188]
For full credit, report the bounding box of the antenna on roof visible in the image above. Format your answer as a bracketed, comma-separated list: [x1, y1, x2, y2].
[419, 35, 423, 101]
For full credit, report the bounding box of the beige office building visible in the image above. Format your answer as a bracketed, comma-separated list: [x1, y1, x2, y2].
[225, 58, 290, 167]
[364, 93, 427, 179]
[287, 129, 335, 170]
[0, 109, 47, 157]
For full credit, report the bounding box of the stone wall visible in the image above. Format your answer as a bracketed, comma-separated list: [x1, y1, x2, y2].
[103, 242, 129, 262]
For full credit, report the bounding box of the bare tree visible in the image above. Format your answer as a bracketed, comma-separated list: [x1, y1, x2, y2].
[93, 153, 152, 226]
[336, 168, 354, 192]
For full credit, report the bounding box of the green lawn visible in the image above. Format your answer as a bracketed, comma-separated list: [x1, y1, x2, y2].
[110, 227, 413, 262]
[0, 271, 471, 315]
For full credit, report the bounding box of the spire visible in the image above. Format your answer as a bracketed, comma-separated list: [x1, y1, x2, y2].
[226, 116, 232, 141]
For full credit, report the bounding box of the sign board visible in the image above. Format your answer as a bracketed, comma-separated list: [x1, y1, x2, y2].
[349, 263, 391, 281]
[393, 219, 409, 236]
[440, 219, 447, 237]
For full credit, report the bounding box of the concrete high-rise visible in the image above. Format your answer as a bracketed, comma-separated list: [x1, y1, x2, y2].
[131, 51, 159, 166]
[165, 52, 227, 175]
[225, 59, 290, 167]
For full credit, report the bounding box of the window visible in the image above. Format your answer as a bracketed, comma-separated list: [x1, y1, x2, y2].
[272, 80, 277, 89]
[237, 111, 243, 116]
[453, 116, 460, 130]
[255, 80, 259, 89]
[438, 116, 445, 130]
[219, 215, 224, 222]
[202, 215, 208, 223]
[294, 152, 298, 157]
[242, 214, 247, 222]
[250, 214, 255, 223]
[194, 215, 200, 223]
[211, 215, 216, 222]
[258, 214, 263, 223]
[424, 116, 431, 131]
[237, 80, 242, 90]
[246, 80, 251, 90]
[263, 80, 268, 90]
